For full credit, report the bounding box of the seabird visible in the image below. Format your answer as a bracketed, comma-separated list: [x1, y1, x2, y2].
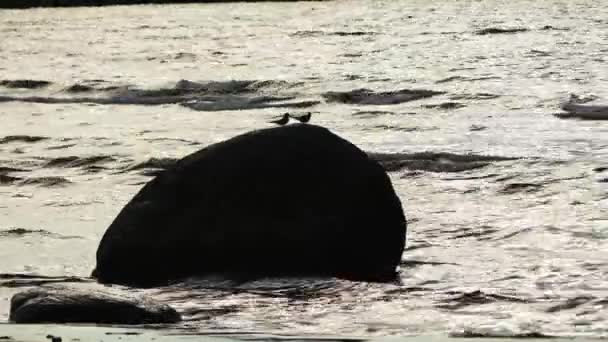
[293, 112, 312, 123]
[269, 113, 290, 126]
[46, 335, 62, 342]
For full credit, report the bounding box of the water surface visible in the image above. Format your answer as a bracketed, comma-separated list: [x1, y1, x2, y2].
[0, 0, 607, 338]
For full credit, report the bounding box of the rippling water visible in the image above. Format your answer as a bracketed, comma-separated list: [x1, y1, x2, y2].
[1, 0, 607, 338]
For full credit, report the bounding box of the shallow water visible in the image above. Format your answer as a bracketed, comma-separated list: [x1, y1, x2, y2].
[1, 0, 607, 338]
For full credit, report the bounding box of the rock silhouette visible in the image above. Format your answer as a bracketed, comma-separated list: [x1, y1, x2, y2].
[93, 124, 407, 287]
[10, 288, 180, 324]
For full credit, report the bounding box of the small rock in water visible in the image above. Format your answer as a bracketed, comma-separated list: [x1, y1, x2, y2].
[469, 124, 487, 131]
[10, 288, 181, 324]
[0, 135, 49, 144]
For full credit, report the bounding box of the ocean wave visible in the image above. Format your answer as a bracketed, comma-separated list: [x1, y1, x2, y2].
[0, 166, 27, 174]
[42, 155, 116, 168]
[0, 79, 51, 89]
[475, 27, 529, 35]
[322, 88, 445, 105]
[368, 152, 517, 173]
[498, 182, 544, 194]
[365, 125, 437, 133]
[18, 176, 71, 187]
[0, 228, 82, 240]
[0, 135, 49, 144]
[352, 110, 396, 117]
[422, 102, 466, 110]
[0, 274, 91, 289]
[290, 30, 377, 38]
[0, 79, 318, 111]
[182, 97, 319, 111]
[450, 329, 555, 339]
[122, 157, 179, 176]
[449, 93, 501, 100]
[438, 289, 530, 311]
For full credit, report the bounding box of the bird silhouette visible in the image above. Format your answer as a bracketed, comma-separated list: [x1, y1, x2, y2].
[269, 113, 290, 126]
[292, 112, 312, 123]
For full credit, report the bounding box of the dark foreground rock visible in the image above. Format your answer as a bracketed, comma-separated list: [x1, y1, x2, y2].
[94, 124, 406, 287]
[10, 288, 181, 324]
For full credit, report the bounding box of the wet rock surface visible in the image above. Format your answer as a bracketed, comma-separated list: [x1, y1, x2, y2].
[93, 125, 406, 287]
[9, 287, 181, 324]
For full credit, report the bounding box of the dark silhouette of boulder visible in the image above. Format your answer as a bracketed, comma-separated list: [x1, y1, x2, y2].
[93, 124, 406, 287]
[10, 288, 180, 324]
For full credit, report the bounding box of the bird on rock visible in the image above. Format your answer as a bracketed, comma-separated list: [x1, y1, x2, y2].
[292, 112, 312, 123]
[269, 113, 290, 126]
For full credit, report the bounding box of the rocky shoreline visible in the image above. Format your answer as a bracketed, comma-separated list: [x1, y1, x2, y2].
[0, 0, 321, 9]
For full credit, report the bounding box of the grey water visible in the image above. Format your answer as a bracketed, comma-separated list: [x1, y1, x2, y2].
[0, 0, 607, 338]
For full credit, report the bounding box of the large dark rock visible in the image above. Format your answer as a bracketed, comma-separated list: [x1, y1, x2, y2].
[93, 124, 406, 287]
[10, 288, 181, 324]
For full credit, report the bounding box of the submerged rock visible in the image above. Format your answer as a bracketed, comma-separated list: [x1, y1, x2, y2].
[10, 288, 181, 324]
[93, 124, 406, 287]
[555, 102, 608, 120]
